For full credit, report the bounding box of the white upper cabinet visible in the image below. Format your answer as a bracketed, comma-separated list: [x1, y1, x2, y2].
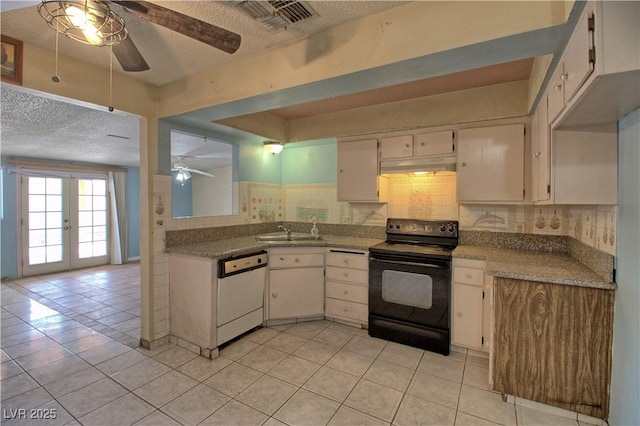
[457, 124, 526, 203]
[337, 138, 387, 202]
[531, 94, 551, 203]
[415, 130, 455, 157]
[553, 1, 639, 127]
[379, 135, 413, 159]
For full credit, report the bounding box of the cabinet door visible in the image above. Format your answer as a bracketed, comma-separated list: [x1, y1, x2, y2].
[415, 130, 454, 156]
[380, 135, 413, 159]
[337, 138, 380, 202]
[546, 63, 566, 124]
[457, 124, 525, 202]
[269, 268, 324, 319]
[563, 3, 594, 103]
[532, 94, 550, 202]
[451, 283, 484, 350]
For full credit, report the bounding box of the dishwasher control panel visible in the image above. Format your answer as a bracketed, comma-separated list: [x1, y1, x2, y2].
[219, 251, 268, 278]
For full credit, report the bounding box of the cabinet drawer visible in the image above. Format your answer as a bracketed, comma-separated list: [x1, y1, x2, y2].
[325, 266, 368, 285]
[453, 266, 484, 286]
[326, 281, 368, 303]
[269, 253, 324, 268]
[325, 298, 368, 323]
[326, 252, 368, 270]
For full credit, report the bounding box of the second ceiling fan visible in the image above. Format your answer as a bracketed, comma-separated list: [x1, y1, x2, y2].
[38, 0, 242, 72]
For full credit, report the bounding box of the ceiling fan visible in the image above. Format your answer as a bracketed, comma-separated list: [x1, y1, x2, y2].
[172, 156, 216, 182]
[37, 0, 242, 72]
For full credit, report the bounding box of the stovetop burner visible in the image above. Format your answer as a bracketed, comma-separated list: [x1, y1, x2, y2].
[370, 218, 459, 260]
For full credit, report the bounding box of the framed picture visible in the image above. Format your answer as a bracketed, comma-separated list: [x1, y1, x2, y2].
[1, 35, 23, 85]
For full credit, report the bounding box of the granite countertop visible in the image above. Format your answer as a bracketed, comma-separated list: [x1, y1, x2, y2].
[453, 245, 616, 290]
[165, 234, 384, 259]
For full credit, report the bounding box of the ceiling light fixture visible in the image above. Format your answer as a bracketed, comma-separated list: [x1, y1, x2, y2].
[37, 0, 128, 47]
[175, 169, 191, 185]
[264, 141, 284, 155]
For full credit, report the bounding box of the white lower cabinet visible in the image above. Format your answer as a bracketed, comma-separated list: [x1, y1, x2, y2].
[452, 258, 489, 352]
[267, 248, 324, 321]
[324, 249, 369, 326]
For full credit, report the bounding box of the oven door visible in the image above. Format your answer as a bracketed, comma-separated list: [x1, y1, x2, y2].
[368, 251, 451, 354]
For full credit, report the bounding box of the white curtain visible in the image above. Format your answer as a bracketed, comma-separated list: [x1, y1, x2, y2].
[108, 171, 128, 264]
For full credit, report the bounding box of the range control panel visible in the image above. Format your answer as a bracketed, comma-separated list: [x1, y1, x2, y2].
[386, 218, 458, 237]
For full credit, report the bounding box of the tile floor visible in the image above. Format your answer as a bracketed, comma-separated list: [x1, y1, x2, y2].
[1, 264, 600, 425]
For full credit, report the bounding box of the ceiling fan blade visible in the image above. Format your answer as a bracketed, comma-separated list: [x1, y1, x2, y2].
[186, 167, 216, 178]
[115, 1, 241, 54]
[112, 35, 150, 72]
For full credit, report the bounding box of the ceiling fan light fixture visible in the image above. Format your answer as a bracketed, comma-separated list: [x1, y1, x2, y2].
[38, 0, 128, 47]
[176, 169, 191, 183]
[264, 141, 284, 155]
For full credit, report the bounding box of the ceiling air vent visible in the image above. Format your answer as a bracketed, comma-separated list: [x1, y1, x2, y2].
[237, 0, 317, 31]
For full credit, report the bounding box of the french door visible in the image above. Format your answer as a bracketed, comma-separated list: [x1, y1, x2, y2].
[21, 174, 110, 276]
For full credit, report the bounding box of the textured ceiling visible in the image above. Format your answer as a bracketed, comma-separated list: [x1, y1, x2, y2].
[0, 1, 408, 86]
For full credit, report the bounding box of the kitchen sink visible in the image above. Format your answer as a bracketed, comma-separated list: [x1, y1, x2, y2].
[255, 234, 323, 242]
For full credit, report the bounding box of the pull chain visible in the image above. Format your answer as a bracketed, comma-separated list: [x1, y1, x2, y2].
[108, 43, 114, 112]
[52, 19, 61, 82]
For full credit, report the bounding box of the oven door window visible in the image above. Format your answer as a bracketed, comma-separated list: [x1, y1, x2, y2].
[381, 270, 432, 309]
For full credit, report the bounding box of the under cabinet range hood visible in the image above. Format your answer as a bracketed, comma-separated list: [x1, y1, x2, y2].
[380, 156, 457, 174]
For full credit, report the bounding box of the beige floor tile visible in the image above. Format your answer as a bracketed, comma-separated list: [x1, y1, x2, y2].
[0, 387, 54, 413]
[303, 366, 359, 403]
[152, 345, 199, 369]
[343, 335, 387, 359]
[294, 339, 341, 365]
[462, 364, 492, 391]
[243, 327, 281, 344]
[133, 410, 182, 426]
[200, 400, 268, 426]
[162, 384, 230, 425]
[238, 345, 288, 373]
[263, 332, 308, 353]
[57, 377, 128, 417]
[458, 385, 517, 426]
[268, 354, 321, 386]
[466, 354, 490, 369]
[236, 375, 297, 416]
[363, 359, 414, 392]
[313, 328, 355, 347]
[344, 379, 403, 422]
[204, 363, 263, 398]
[96, 349, 149, 376]
[12, 344, 73, 371]
[78, 393, 154, 426]
[134, 370, 198, 407]
[328, 322, 362, 335]
[3, 401, 75, 426]
[326, 349, 375, 377]
[406, 371, 461, 409]
[394, 394, 456, 426]
[377, 342, 425, 370]
[219, 338, 260, 360]
[274, 388, 340, 426]
[1, 359, 24, 379]
[454, 411, 501, 425]
[263, 417, 288, 426]
[417, 352, 465, 383]
[328, 405, 390, 426]
[111, 358, 172, 390]
[43, 366, 106, 398]
[284, 322, 326, 339]
[77, 340, 132, 365]
[27, 355, 90, 385]
[177, 355, 232, 381]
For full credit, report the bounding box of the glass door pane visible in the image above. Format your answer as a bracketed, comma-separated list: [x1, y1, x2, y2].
[71, 178, 109, 268]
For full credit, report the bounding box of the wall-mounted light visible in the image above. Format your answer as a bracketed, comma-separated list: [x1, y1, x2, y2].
[264, 141, 284, 155]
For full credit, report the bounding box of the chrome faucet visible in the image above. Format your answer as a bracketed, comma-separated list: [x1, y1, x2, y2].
[278, 224, 292, 238]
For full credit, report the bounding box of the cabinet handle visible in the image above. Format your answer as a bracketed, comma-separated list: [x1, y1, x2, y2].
[272, 292, 278, 298]
[343, 258, 349, 265]
[294, 258, 300, 263]
[420, 142, 425, 146]
[339, 169, 344, 173]
[344, 308, 349, 313]
[560, 73, 568, 81]
[461, 162, 467, 167]
[457, 312, 463, 317]
[344, 290, 349, 295]
[405, 144, 410, 148]
[554, 84, 562, 92]
[343, 272, 350, 278]
[465, 273, 473, 279]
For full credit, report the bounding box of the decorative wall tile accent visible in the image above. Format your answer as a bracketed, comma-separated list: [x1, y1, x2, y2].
[387, 172, 457, 220]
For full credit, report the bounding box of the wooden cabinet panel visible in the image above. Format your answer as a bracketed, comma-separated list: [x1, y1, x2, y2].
[380, 134, 413, 159]
[457, 124, 525, 202]
[493, 278, 614, 419]
[415, 130, 454, 157]
[268, 253, 324, 268]
[325, 266, 368, 285]
[337, 138, 384, 202]
[326, 281, 368, 304]
[269, 268, 324, 319]
[325, 298, 367, 323]
[326, 252, 368, 270]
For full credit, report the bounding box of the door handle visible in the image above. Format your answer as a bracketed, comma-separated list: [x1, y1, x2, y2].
[64, 226, 70, 230]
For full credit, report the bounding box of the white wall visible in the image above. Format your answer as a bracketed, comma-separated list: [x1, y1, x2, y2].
[610, 107, 640, 425]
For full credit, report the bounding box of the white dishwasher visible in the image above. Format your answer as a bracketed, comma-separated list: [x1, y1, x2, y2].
[217, 251, 267, 346]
